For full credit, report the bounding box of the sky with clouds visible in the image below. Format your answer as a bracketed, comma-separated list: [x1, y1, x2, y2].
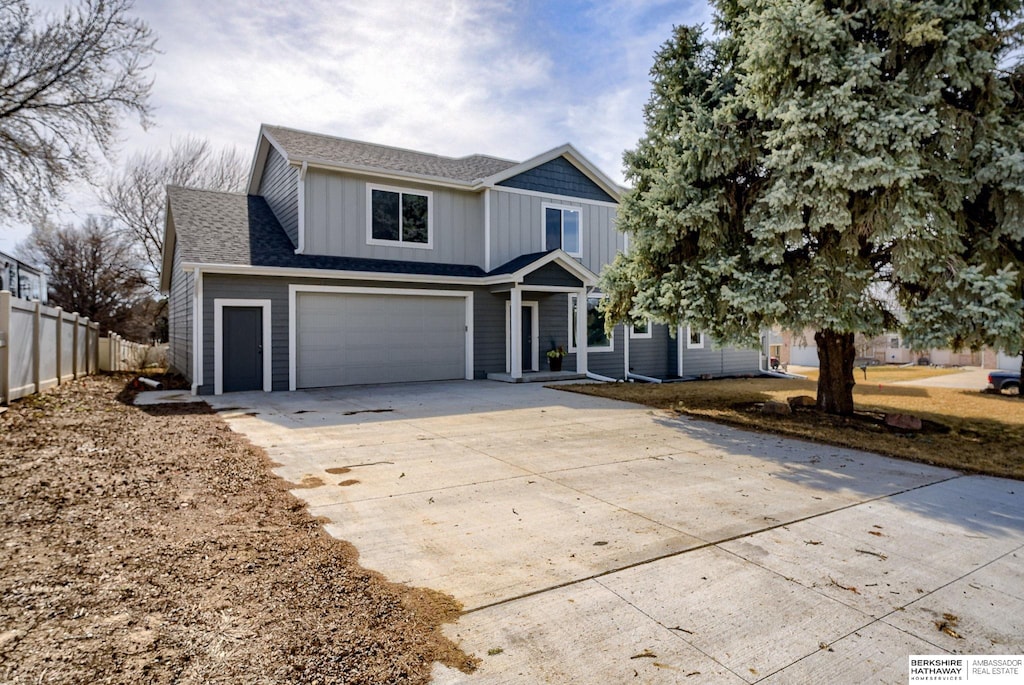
[1, 0, 715, 253]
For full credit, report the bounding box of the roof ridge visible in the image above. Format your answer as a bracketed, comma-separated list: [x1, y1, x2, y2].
[167, 185, 247, 197]
[262, 123, 509, 164]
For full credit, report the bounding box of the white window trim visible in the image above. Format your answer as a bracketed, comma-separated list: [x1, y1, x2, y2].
[366, 183, 434, 249]
[629, 320, 652, 339]
[686, 326, 705, 349]
[568, 293, 614, 353]
[542, 202, 582, 257]
[287, 284, 473, 391]
[213, 298, 272, 396]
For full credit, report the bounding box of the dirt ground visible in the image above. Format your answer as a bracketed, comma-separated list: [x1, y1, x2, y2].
[0, 374, 476, 684]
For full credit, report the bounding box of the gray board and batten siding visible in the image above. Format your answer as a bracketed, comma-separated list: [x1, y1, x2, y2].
[258, 146, 300, 247]
[302, 169, 486, 267]
[488, 189, 621, 277]
[497, 157, 616, 203]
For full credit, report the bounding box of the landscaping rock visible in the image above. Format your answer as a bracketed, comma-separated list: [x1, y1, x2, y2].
[885, 413, 923, 431]
[761, 400, 793, 416]
[787, 395, 817, 408]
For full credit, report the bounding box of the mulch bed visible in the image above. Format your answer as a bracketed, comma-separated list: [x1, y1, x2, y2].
[0, 374, 475, 684]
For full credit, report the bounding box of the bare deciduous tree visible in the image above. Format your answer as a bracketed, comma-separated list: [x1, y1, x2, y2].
[22, 216, 156, 339]
[0, 0, 155, 221]
[101, 136, 248, 282]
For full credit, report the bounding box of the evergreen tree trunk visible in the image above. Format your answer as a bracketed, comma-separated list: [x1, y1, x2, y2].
[815, 330, 856, 415]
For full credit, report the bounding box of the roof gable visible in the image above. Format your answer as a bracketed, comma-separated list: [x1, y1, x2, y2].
[497, 156, 616, 203]
[482, 144, 622, 203]
[488, 249, 598, 286]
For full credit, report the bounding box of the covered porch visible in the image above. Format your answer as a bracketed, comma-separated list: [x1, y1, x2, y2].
[484, 250, 599, 382]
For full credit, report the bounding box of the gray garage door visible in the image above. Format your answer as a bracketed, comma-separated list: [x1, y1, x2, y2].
[789, 342, 818, 366]
[296, 292, 467, 388]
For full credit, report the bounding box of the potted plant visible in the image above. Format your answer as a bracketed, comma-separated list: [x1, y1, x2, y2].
[546, 345, 566, 372]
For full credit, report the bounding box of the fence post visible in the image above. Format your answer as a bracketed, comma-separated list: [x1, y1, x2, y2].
[54, 307, 63, 385]
[72, 314, 80, 379]
[0, 291, 9, 405]
[84, 319, 92, 375]
[32, 300, 40, 394]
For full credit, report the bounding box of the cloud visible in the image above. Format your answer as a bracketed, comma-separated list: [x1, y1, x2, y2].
[1, 0, 715, 253]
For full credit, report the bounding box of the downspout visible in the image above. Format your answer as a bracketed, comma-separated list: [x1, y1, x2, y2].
[622, 322, 629, 379]
[484, 188, 491, 273]
[295, 162, 307, 254]
[627, 372, 662, 383]
[192, 267, 203, 395]
[586, 371, 617, 382]
[622, 323, 660, 382]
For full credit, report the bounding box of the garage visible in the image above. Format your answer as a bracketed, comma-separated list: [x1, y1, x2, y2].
[294, 289, 470, 388]
[789, 341, 818, 367]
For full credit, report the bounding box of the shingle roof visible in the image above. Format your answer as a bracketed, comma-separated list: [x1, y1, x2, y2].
[166, 186, 486, 278]
[489, 251, 555, 275]
[263, 125, 519, 183]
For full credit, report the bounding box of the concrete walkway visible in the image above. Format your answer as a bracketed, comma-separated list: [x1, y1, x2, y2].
[889, 366, 994, 390]
[206, 382, 1024, 684]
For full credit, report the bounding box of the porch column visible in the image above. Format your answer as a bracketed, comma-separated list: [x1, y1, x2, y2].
[575, 287, 588, 375]
[510, 286, 523, 379]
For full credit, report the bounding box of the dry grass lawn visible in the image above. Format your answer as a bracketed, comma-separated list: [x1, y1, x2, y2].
[559, 371, 1024, 480]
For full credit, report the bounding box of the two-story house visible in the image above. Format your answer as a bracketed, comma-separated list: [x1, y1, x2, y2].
[1, 250, 47, 303]
[159, 125, 760, 394]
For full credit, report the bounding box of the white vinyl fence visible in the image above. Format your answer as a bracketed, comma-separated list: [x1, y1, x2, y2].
[0, 290, 100, 404]
[99, 335, 167, 372]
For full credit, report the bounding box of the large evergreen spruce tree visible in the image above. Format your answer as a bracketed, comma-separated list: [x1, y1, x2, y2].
[603, 0, 1024, 413]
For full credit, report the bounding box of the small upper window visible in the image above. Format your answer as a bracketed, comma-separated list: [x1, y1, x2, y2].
[367, 185, 432, 248]
[686, 326, 705, 349]
[630, 319, 651, 339]
[544, 205, 581, 256]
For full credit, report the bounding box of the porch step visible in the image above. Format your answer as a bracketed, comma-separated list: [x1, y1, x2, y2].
[487, 371, 587, 384]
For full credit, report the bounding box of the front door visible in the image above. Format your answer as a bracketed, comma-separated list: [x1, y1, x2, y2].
[223, 307, 263, 392]
[521, 306, 533, 371]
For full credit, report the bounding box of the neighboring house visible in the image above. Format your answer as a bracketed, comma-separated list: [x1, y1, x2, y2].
[0, 251, 46, 304]
[782, 328, 1020, 371]
[159, 124, 761, 394]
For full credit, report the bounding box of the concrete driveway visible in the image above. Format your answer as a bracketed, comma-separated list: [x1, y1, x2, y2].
[207, 381, 1024, 683]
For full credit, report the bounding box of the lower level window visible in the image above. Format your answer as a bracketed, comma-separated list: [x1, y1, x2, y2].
[687, 326, 705, 349]
[569, 295, 613, 351]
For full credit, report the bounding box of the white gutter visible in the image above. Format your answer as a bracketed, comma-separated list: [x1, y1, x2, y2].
[180, 257, 599, 288]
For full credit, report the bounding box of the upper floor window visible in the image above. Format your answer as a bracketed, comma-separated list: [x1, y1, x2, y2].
[544, 204, 581, 257]
[367, 184, 432, 248]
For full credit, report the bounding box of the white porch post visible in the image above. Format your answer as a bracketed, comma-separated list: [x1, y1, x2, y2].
[510, 286, 523, 379]
[575, 287, 588, 375]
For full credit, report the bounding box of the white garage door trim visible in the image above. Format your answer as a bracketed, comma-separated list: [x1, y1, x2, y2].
[288, 285, 474, 391]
